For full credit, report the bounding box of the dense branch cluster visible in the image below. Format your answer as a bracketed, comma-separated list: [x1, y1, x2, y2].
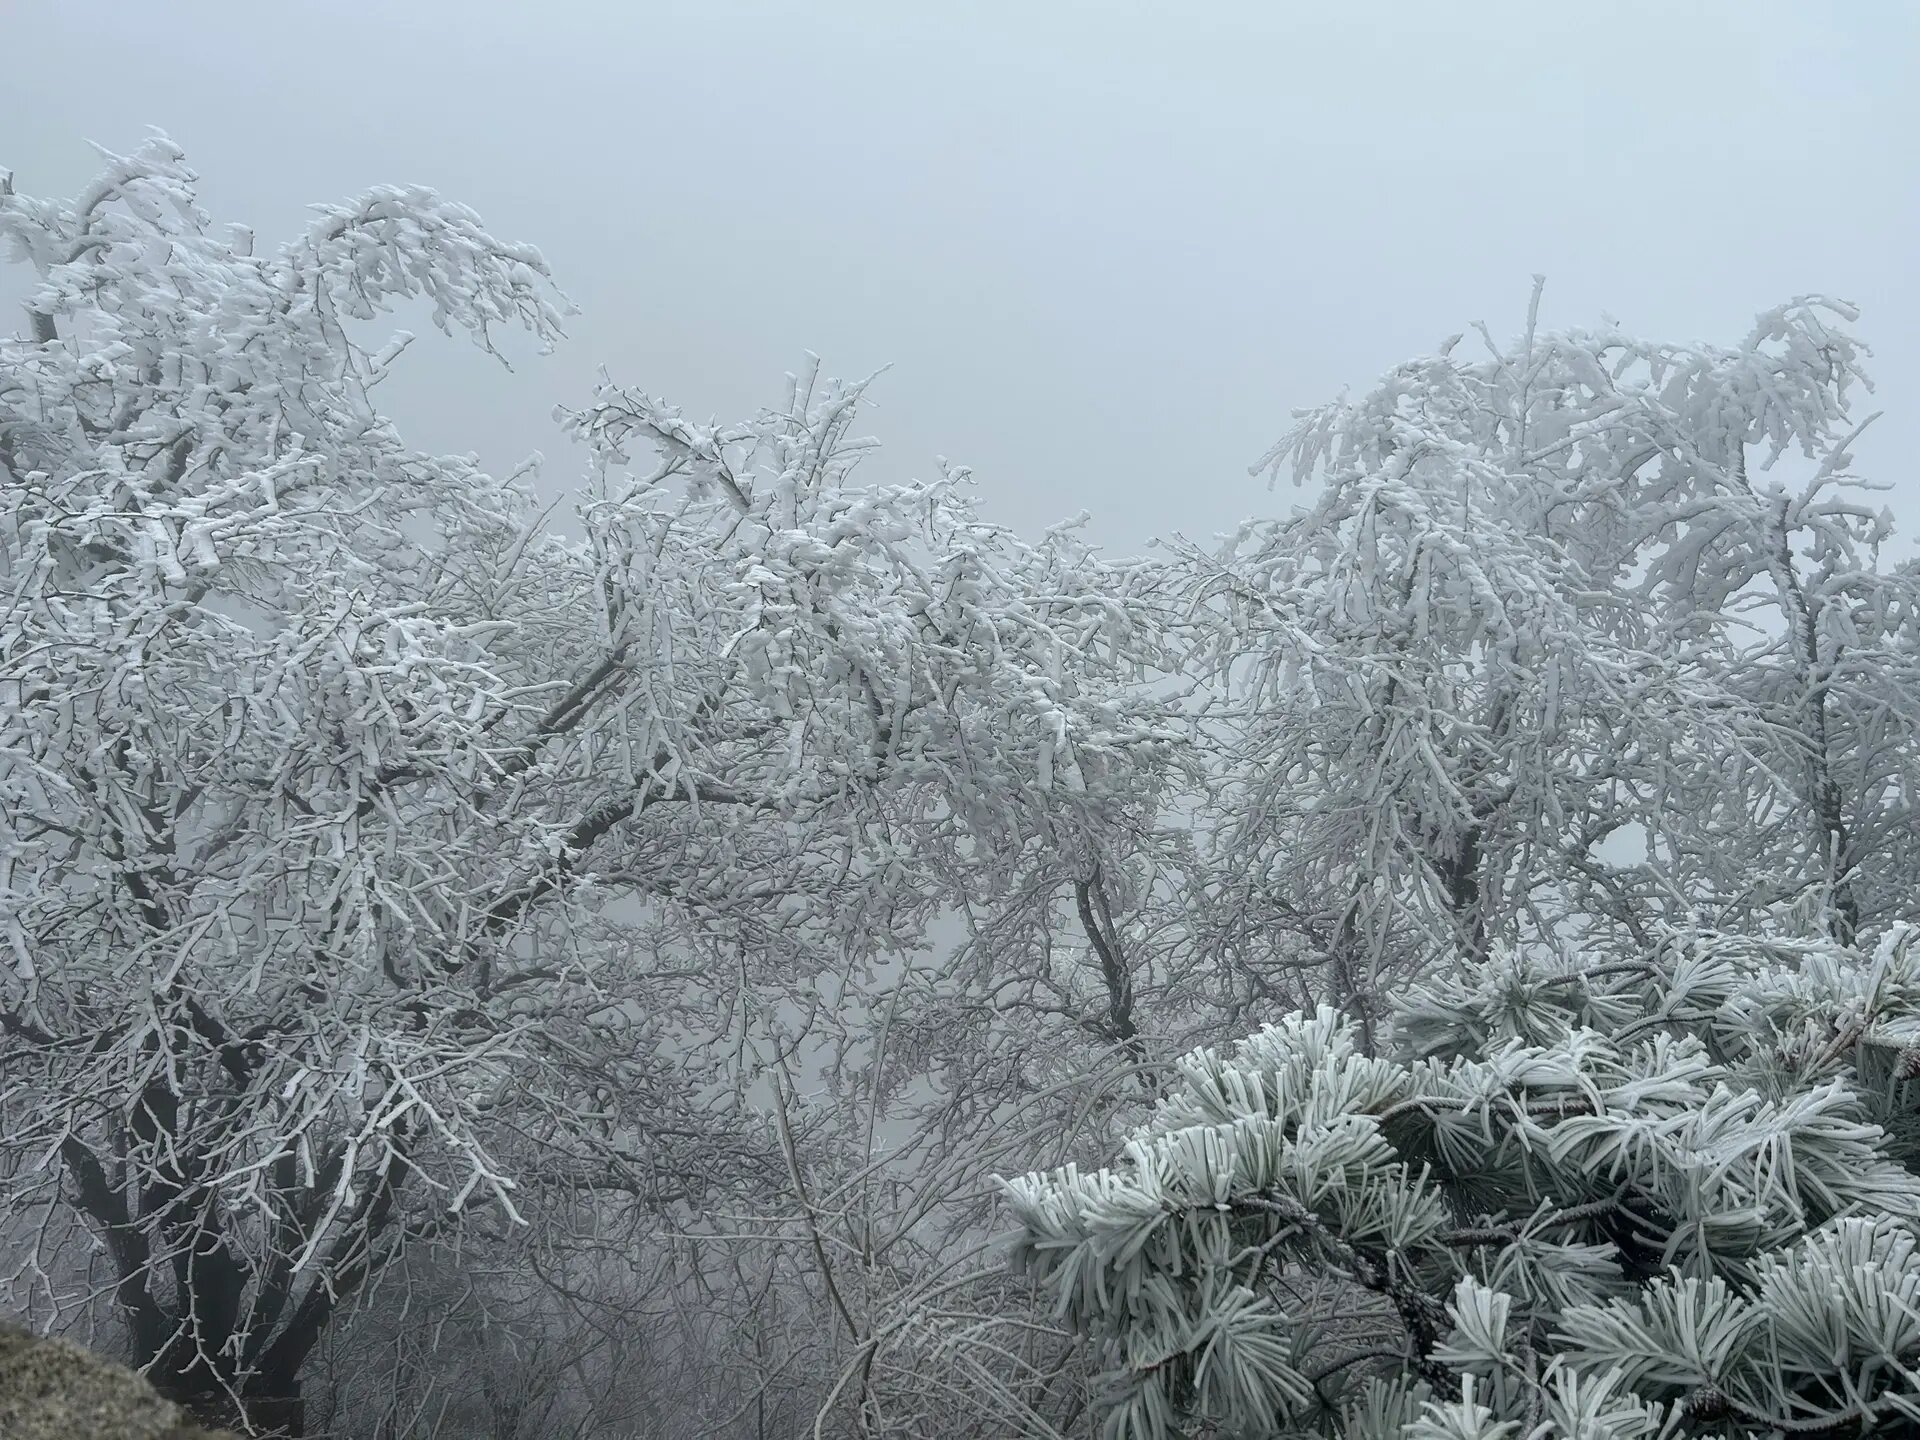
[3, 141, 1918, 1438]
[0, 138, 1172, 1430]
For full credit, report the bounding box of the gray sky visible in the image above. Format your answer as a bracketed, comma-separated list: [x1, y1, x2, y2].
[4, 0, 1916, 552]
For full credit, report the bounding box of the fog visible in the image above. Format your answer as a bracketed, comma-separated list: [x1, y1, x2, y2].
[6, 1, 1914, 548]
[7, 9, 1920, 1436]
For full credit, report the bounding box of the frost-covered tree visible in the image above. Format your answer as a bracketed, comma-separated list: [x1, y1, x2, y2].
[0, 138, 1173, 1433]
[1177, 284, 1920, 1039]
[10, 133, 1920, 1440]
[1003, 924, 1920, 1439]
[882, 290, 1920, 1440]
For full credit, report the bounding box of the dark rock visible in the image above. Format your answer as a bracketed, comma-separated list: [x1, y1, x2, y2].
[0, 1321, 238, 1440]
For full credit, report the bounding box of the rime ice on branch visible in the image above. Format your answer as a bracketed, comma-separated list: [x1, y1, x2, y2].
[0, 137, 1174, 1432]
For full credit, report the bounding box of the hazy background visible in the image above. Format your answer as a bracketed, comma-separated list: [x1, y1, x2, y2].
[4, 0, 1915, 552]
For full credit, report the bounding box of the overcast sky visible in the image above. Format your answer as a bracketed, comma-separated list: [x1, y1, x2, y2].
[4, 1, 1916, 552]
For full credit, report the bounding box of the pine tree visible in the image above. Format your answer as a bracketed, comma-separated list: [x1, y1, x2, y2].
[1002, 925, 1920, 1438]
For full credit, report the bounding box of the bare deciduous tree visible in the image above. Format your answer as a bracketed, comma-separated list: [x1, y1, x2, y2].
[0, 139, 1170, 1434]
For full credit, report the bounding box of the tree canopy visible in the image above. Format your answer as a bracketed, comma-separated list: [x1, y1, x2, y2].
[4, 138, 1919, 1439]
